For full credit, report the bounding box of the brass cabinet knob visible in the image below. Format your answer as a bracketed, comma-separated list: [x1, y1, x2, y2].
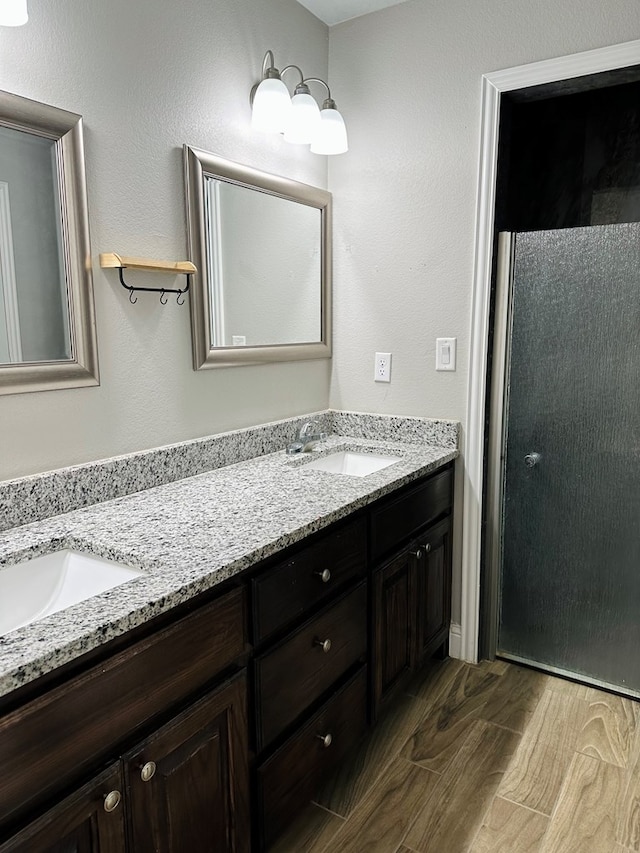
[140, 761, 157, 782]
[315, 569, 331, 583]
[103, 790, 122, 813]
[316, 733, 333, 748]
[314, 638, 332, 653]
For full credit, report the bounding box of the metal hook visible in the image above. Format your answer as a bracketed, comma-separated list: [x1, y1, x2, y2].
[116, 265, 191, 305]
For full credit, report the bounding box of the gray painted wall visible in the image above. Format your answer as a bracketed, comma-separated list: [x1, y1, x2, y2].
[328, 0, 640, 625]
[0, 0, 329, 480]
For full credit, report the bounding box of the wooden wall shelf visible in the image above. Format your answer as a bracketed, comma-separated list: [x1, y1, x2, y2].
[99, 253, 196, 305]
[99, 253, 196, 274]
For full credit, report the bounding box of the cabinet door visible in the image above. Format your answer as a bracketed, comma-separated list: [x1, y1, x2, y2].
[0, 764, 125, 853]
[123, 672, 249, 853]
[372, 545, 419, 714]
[416, 516, 452, 662]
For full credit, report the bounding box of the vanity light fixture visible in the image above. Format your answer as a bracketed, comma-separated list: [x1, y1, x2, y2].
[250, 50, 348, 155]
[0, 0, 28, 26]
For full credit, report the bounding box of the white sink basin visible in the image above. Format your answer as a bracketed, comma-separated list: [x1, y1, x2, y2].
[304, 450, 401, 477]
[0, 549, 144, 635]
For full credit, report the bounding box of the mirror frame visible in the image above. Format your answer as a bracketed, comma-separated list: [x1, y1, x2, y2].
[0, 90, 99, 395]
[184, 146, 332, 368]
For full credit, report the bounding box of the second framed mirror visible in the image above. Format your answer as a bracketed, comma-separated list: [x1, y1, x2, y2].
[184, 146, 331, 368]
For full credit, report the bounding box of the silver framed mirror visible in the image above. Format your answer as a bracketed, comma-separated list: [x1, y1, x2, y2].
[183, 146, 331, 368]
[0, 90, 99, 395]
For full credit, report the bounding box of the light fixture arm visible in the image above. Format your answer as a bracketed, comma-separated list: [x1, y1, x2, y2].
[251, 53, 336, 104]
[281, 65, 305, 87]
[260, 50, 275, 77]
[250, 52, 306, 106]
[302, 77, 337, 110]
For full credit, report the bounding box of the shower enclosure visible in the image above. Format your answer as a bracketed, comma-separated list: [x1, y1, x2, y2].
[488, 224, 640, 695]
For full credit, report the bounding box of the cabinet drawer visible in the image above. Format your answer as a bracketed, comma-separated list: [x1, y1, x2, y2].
[370, 466, 453, 563]
[251, 515, 366, 644]
[0, 587, 246, 829]
[254, 582, 367, 750]
[257, 666, 367, 850]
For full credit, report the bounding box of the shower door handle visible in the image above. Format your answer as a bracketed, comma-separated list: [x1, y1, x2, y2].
[524, 452, 541, 468]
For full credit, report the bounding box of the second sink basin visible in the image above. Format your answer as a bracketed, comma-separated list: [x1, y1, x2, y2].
[0, 549, 144, 635]
[303, 450, 401, 477]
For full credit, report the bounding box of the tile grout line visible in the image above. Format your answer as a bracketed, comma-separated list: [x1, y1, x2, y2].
[309, 800, 346, 820]
[498, 793, 557, 819]
[395, 664, 514, 851]
[463, 790, 505, 853]
[535, 748, 598, 853]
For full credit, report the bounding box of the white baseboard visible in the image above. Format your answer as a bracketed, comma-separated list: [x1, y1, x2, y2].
[448, 622, 462, 660]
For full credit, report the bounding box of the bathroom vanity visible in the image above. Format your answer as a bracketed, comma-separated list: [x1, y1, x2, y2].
[253, 462, 453, 849]
[0, 416, 457, 852]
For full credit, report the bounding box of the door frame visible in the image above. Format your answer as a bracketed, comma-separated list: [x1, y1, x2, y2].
[461, 37, 640, 663]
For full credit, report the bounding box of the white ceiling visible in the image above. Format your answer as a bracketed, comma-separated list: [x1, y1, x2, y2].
[296, 0, 409, 26]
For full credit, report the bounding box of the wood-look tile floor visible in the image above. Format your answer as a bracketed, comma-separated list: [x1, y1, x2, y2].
[269, 659, 640, 853]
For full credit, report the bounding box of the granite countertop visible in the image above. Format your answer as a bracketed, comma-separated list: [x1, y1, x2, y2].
[0, 434, 457, 699]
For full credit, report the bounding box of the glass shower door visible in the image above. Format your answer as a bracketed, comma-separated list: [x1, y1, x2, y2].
[498, 223, 640, 694]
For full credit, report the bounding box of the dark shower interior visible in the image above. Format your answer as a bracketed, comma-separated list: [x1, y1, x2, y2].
[496, 69, 640, 232]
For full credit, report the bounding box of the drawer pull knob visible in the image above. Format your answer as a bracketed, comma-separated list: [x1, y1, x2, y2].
[422, 543, 432, 554]
[316, 733, 333, 748]
[411, 548, 423, 560]
[103, 790, 122, 813]
[314, 638, 332, 653]
[315, 569, 332, 583]
[140, 761, 157, 782]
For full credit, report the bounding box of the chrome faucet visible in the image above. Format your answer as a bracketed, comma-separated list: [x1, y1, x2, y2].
[286, 420, 327, 455]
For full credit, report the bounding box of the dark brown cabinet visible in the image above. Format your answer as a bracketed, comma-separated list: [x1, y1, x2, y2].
[416, 516, 452, 663]
[0, 764, 126, 853]
[0, 590, 249, 853]
[251, 516, 367, 644]
[371, 465, 454, 717]
[257, 666, 368, 848]
[254, 581, 367, 750]
[255, 463, 454, 847]
[124, 673, 249, 853]
[372, 543, 419, 711]
[2, 676, 249, 853]
[251, 517, 369, 851]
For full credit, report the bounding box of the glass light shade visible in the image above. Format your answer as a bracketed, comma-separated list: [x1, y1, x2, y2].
[251, 78, 291, 133]
[310, 108, 348, 155]
[0, 0, 28, 25]
[283, 93, 321, 144]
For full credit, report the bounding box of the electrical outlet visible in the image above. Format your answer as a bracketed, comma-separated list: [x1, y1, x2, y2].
[374, 352, 392, 383]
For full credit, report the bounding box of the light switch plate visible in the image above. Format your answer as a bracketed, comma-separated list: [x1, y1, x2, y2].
[436, 337, 457, 371]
